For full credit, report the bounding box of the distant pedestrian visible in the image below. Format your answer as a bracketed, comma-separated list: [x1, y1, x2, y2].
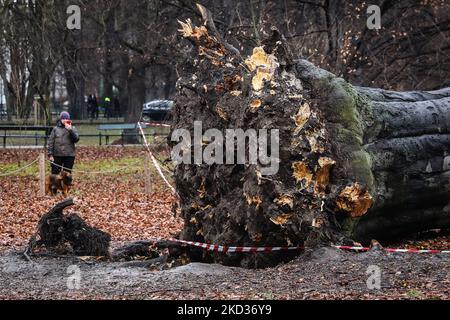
[88, 95, 98, 120]
[93, 95, 99, 119]
[87, 95, 94, 119]
[104, 96, 111, 119]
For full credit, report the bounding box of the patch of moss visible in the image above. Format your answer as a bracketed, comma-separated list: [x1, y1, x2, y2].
[350, 150, 375, 192]
[341, 216, 360, 237]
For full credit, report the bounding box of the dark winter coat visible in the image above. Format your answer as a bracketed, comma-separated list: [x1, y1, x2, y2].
[48, 120, 80, 157]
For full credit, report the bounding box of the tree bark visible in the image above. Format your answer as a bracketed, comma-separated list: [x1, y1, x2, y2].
[295, 60, 450, 243]
[172, 9, 450, 268]
[0, 67, 11, 121]
[102, 12, 115, 103]
[64, 28, 87, 121]
[123, 65, 146, 144]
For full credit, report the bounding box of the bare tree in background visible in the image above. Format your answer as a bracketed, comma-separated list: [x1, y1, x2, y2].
[0, 0, 448, 122]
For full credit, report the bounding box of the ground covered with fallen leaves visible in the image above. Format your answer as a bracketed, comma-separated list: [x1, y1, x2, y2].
[0, 146, 181, 250]
[0, 147, 449, 300]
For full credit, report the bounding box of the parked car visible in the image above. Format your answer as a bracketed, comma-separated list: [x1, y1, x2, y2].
[142, 100, 174, 122]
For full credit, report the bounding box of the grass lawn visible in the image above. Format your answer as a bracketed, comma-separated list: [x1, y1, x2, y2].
[0, 156, 145, 177]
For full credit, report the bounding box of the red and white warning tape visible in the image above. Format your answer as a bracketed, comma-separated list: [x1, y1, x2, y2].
[162, 239, 450, 254]
[169, 238, 303, 253]
[141, 122, 171, 128]
[333, 245, 450, 254]
[138, 122, 179, 197]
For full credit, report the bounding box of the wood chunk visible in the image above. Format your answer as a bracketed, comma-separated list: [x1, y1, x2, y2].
[336, 183, 373, 217]
[292, 161, 313, 187]
[314, 157, 336, 195]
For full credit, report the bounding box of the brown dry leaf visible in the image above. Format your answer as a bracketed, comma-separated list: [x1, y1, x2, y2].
[292, 161, 313, 187]
[244, 193, 262, 209]
[274, 195, 294, 209]
[190, 217, 198, 225]
[312, 218, 324, 228]
[250, 99, 262, 110]
[336, 183, 373, 217]
[197, 182, 206, 199]
[198, 47, 224, 65]
[78, 256, 93, 261]
[251, 232, 263, 243]
[292, 103, 311, 133]
[178, 19, 208, 40]
[270, 213, 293, 226]
[216, 106, 228, 120]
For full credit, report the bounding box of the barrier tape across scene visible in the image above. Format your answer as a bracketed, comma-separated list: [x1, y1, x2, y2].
[138, 121, 179, 197]
[169, 238, 303, 253]
[167, 238, 450, 254]
[0, 158, 39, 177]
[333, 245, 450, 254]
[47, 159, 134, 175]
[141, 122, 171, 128]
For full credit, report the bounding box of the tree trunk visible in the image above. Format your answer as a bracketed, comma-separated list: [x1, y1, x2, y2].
[347, 86, 450, 242]
[103, 12, 115, 103]
[124, 65, 146, 144]
[64, 27, 86, 120]
[0, 68, 11, 121]
[66, 68, 86, 120]
[171, 9, 450, 268]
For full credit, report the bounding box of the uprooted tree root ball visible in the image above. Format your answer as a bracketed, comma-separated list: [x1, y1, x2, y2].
[36, 199, 111, 257]
[170, 5, 450, 268]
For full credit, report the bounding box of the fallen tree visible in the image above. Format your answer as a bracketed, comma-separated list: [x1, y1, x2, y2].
[170, 5, 450, 268]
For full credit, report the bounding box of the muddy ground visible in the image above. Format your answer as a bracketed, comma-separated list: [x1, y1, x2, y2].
[0, 244, 448, 300]
[1, 148, 449, 300]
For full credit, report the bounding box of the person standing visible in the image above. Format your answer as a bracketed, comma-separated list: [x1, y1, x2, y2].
[93, 95, 99, 119]
[48, 111, 79, 174]
[104, 96, 111, 119]
[87, 95, 94, 120]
